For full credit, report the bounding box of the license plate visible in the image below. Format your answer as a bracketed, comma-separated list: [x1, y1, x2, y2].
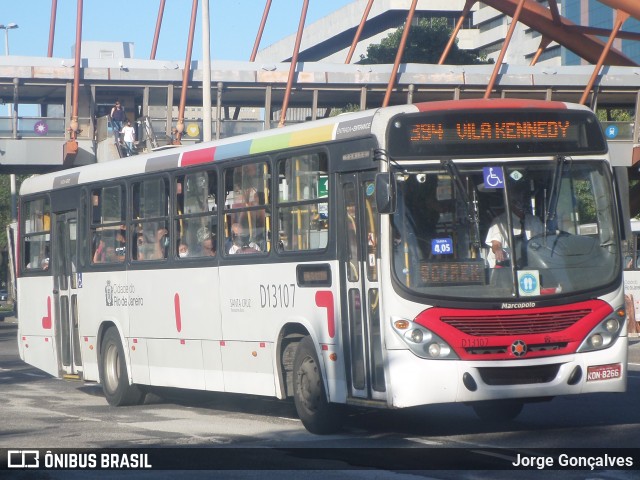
[586, 363, 622, 382]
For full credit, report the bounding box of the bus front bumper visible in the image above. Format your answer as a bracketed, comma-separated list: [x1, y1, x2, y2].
[385, 337, 628, 408]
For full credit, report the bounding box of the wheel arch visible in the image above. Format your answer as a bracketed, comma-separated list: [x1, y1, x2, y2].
[276, 322, 310, 399]
[96, 320, 132, 382]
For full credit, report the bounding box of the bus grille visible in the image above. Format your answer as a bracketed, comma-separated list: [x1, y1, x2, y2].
[477, 365, 560, 385]
[466, 342, 568, 356]
[441, 309, 590, 336]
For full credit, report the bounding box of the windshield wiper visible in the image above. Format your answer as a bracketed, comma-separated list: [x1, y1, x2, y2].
[545, 155, 568, 233]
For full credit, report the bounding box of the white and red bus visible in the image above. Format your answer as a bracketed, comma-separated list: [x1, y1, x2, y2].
[623, 220, 640, 335]
[17, 99, 628, 433]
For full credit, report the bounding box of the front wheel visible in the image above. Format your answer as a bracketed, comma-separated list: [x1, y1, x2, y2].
[99, 327, 145, 406]
[293, 336, 344, 434]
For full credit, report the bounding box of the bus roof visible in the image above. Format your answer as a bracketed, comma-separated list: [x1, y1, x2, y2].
[19, 98, 594, 197]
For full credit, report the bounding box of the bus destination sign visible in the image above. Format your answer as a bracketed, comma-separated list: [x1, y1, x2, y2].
[410, 120, 571, 143]
[388, 109, 607, 158]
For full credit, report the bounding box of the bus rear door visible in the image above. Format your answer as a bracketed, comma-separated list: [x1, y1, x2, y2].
[52, 210, 83, 378]
[339, 172, 386, 402]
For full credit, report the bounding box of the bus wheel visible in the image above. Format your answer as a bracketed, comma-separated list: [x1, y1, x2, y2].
[472, 400, 523, 422]
[293, 336, 343, 434]
[99, 327, 145, 406]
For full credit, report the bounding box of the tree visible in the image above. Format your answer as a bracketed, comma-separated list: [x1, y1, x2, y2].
[0, 174, 25, 291]
[358, 18, 491, 65]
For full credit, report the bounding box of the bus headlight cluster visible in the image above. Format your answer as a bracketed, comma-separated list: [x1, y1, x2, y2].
[577, 307, 624, 353]
[392, 319, 458, 359]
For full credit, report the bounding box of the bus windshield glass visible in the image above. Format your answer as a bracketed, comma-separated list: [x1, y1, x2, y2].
[391, 160, 620, 300]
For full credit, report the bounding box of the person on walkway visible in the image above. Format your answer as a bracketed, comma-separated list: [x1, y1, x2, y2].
[110, 100, 126, 143]
[121, 121, 136, 156]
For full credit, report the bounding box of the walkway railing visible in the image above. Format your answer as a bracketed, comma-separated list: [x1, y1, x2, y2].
[1, 116, 635, 144]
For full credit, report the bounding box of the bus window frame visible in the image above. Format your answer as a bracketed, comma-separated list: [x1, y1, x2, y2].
[222, 157, 272, 258]
[273, 147, 332, 257]
[173, 167, 219, 261]
[88, 182, 127, 267]
[129, 174, 171, 264]
[20, 195, 52, 275]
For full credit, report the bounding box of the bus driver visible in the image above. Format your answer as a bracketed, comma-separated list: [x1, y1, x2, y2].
[485, 192, 543, 268]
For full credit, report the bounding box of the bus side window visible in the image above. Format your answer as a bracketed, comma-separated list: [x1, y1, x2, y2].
[276, 152, 328, 252]
[175, 170, 218, 258]
[89, 185, 126, 264]
[223, 161, 270, 255]
[132, 177, 169, 261]
[22, 197, 51, 271]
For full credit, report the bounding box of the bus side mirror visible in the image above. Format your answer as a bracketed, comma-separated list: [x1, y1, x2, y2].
[375, 172, 396, 214]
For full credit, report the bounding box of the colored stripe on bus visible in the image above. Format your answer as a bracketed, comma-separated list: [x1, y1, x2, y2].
[250, 133, 292, 154]
[213, 140, 253, 161]
[181, 147, 215, 166]
[290, 124, 335, 147]
[146, 152, 181, 173]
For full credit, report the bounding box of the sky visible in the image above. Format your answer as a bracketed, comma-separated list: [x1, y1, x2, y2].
[0, 1, 354, 61]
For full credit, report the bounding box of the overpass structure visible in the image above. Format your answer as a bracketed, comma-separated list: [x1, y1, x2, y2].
[1, 56, 640, 172]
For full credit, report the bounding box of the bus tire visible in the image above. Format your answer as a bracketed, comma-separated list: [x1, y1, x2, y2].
[99, 327, 145, 406]
[293, 336, 344, 434]
[472, 400, 523, 422]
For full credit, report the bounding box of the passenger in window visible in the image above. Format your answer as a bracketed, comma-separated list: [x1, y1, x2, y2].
[196, 226, 216, 257]
[152, 227, 169, 260]
[178, 241, 190, 258]
[135, 232, 145, 260]
[93, 235, 106, 263]
[228, 223, 260, 254]
[113, 226, 126, 261]
[140, 227, 168, 260]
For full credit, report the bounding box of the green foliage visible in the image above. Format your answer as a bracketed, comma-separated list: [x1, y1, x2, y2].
[330, 104, 362, 116]
[0, 174, 26, 248]
[596, 108, 633, 122]
[575, 180, 596, 224]
[359, 18, 491, 65]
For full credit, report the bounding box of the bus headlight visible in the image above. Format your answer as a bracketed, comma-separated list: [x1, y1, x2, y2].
[589, 334, 603, 349]
[392, 319, 458, 359]
[604, 318, 620, 333]
[410, 329, 424, 343]
[577, 307, 624, 353]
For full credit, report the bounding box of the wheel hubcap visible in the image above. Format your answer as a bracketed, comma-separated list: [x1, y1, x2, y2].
[104, 343, 120, 393]
[299, 356, 320, 413]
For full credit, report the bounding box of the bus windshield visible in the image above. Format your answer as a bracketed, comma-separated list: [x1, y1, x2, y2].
[391, 159, 620, 300]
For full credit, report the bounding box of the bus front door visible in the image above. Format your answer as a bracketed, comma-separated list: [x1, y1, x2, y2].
[339, 173, 386, 402]
[52, 211, 82, 378]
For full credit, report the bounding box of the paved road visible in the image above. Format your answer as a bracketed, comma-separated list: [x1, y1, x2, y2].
[1, 313, 639, 479]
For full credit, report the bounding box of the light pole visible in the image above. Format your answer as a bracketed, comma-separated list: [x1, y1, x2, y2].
[0, 23, 18, 225]
[0, 23, 18, 55]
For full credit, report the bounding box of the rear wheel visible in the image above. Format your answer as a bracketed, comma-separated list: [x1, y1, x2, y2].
[293, 336, 343, 434]
[99, 327, 145, 406]
[472, 400, 523, 422]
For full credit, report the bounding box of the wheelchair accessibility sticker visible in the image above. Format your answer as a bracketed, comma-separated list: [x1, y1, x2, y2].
[483, 167, 504, 189]
[517, 270, 540, 296]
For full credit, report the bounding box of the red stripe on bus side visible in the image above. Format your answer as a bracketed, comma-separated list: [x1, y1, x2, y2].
[181, 146, 216, 166]
[174, 293, 182, 333]
[42, 296, 52, 330]
[315, 291, 335, 339]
